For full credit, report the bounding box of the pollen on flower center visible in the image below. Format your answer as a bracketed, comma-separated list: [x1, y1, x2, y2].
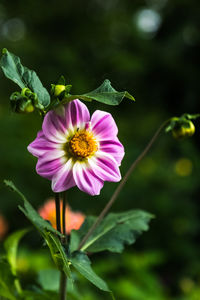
[69, 130, 98, 158]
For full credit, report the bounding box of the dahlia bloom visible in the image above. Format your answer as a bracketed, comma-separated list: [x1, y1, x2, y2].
[39, 199, 85, 234]
[28, 99, 124, 195]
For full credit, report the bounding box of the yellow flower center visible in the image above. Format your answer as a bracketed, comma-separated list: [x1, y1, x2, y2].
[69, 130, 98, 158]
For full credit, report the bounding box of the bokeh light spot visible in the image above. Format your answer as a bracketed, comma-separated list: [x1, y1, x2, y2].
[135, 9, 161, 34]
[2, 18, 26, 41]
[174, 158, 193, 177]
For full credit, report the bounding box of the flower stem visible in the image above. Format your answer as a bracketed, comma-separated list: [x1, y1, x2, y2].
[61, 192, 68, 299]
[55, 193, 67, 300]
[55, 193, 61, 233]
[62, 192, 66, 238]
[60, 271, 67, 300]
[78, 119, 169, 250]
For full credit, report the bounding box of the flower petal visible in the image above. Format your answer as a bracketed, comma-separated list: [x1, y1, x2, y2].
[27, 131, 58, 158]
[88, 153, 121, 182]
[42, 110, 67, 143]
[73, 161, 104, 196]
[91, 110, 118, 140]
[52, 158, 76, 192]
[36, 150, 65, 180]
[65, 99, 90, 130]
[99, 138, 125, 165]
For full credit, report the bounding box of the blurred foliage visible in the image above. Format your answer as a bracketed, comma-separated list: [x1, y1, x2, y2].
[0, 0, 200, 299]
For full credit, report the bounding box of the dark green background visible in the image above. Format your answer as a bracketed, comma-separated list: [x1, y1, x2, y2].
[0, 0, 200, 299]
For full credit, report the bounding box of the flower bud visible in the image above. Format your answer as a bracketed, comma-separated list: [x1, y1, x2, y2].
[172, 121, 195, 139]
[52, 84, 66, 97]
[21, 99, 35, 113]
[10, 91, 35, 113]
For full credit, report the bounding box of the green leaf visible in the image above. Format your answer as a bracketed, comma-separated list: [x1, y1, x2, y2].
[45, 232, 71, 277]
[57, 75, 66, 85]
[0, 49, 50, 108]
[4, 180, 71, 278]
[38, 269, 60, 291]
[165, 118, 179, 133]
[4, 180, 61, 237]
[182, 113, 200, 120]
[4, 228, 30, 276]
[70, 210, 154, 253]
[70, 251, 110, 292]
[21, 289, 58, 300]
[38, 268, 79, 298]
[61, 79, 135, 106]
[0, 260, 17, 300]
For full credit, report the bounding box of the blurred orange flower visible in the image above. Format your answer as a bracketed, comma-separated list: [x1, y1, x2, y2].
[38, 199, 85, 234]
[0, 213, 8, 240]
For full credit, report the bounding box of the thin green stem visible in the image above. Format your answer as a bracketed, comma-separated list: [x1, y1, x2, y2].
[55, 193, 67, 300]
[61, 192, 68, 300]
[78, 119, 169, 250]
[62, 192, 66, 237]
[55, 193, 61, 233]
[60, 271, 67, 300]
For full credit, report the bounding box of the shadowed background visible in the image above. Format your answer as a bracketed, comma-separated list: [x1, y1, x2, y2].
[0, 0, 200, 299]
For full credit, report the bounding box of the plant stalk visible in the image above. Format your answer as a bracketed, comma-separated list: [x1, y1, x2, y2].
[55, 193, 67, 300]
[62, 192, 67, 240]
[78, 119, 169, 250]
[55, 193, 61, 233]
[60, 271, 67, 300]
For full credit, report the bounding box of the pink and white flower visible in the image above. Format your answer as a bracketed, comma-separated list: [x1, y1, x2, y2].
[28, 99, 124, 195]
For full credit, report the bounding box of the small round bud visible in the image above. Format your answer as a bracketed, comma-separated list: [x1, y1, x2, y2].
[172, 121, 195, 139]
[16, 99, 35, 114]
[23, 100, 35, 113]
[53, 85, 66, 97]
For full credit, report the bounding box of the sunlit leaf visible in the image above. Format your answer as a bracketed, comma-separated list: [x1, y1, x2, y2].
[61, 79, 135, 106]
[0, 49, 50, 109]
[4, 180, 61, 237]
[182, 113, 200, 120]
[38, 268, 79, 298]
[38, 269, 60, 291]
[70, 251, 110, 292]
[4, 180, 71, 278]
[70, 210, 153, 253]
[0, 260, 17, 300]
[4, 228, 30, 276]
[21, 289, 59, 300]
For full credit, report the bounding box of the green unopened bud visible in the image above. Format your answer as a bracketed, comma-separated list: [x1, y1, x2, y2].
[21, 100, 35, 113]
[10, 91, 35, 114]
[172, 121, 195, 139]
[52, 84, 66, 97]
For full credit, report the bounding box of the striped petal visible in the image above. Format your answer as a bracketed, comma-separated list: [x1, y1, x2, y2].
[73, 161, 104, 195]
[91, 110, 118, 141]
[52, 158, 76, 192]
[28, 131, 58, 158]
[99, 138, 124, 165]
[65, 99, 90, 131]
[42, 110, 67, 143]
[88, 153, 121, 182]
[36, 150, 65, 179]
